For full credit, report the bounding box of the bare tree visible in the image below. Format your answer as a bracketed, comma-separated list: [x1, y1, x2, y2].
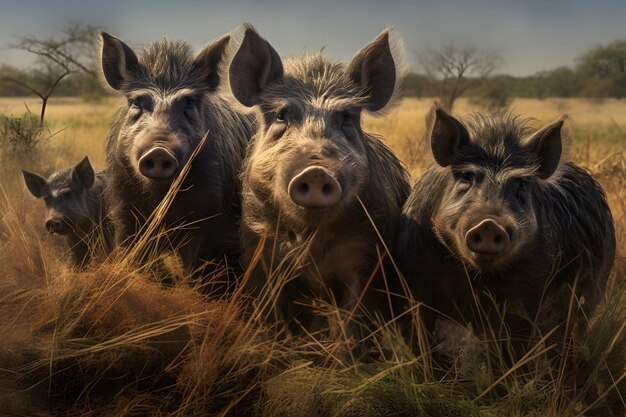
[3, 24, 99, 124]
[420, 44, 502, 112]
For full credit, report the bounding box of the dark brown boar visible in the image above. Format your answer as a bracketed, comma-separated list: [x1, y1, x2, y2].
[99, 31, 256, 274]
[22, 157, 113, 268]
[228, 25, 410, 335]
[396, 105, 616, 338]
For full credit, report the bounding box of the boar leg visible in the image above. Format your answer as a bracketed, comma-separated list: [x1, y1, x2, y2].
[335, 272, 363, 343]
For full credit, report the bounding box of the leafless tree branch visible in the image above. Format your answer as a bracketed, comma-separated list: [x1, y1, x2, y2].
[419, 44, 503, 111]
[5, 23, 99, 124]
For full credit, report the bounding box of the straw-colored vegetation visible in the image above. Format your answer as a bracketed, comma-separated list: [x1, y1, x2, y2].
[0, 96, 624, 416]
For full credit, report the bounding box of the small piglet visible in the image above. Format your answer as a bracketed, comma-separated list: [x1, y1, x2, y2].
[22, 157, 112, 268]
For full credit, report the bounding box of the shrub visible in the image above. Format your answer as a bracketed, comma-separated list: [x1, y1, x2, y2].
[0, 112, 48, 155]
[471, 81, 513, 111]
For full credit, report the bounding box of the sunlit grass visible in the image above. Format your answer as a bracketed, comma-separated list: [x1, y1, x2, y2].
[0, 96, 624, 416]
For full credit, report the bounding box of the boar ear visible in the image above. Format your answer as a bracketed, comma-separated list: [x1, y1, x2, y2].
[71, 157, 95, 189]
[100, 32, 140, 91]
[229, 25, 283, 107]
[427, 104, 470, 167]
[346, 28, 404, 113]
[193, 34, 230, 91]
[22, 170, 48, 198]
[526, 115, 570, 179]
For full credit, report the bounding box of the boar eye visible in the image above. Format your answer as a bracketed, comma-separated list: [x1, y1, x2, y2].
[460, 171, 475, 183]
[131, 97, 143, 109]
[183, 97, 197, 119]
[510, 178, 528, 191]
[184, 97, 196, 110]
[275, 111, 286, 123]
[514, 179, 529, 203]
[341, 111, 353, 125]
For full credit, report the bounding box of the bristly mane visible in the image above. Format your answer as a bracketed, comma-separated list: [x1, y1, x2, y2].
[453, 109, 554, 175]
[47, 168, 73, 188]
[126, 39, 203, 92]
[465, 109, 534, 154]
[264, 54, 368, 110]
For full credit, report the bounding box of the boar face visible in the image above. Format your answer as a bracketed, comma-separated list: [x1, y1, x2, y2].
[22, 157, 97, 236]
[100, 32, 231, 187]
[249, 90, 370, 225]
[427, 106, 568, 272]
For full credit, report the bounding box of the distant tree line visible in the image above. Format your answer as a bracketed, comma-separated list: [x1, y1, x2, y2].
[404, 40, 626, 109]
[0, 66, 101, 98]
[0, 26, 624, 108]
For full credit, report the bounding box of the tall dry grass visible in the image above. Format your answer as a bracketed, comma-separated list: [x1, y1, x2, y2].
[0, 96, 623, 416]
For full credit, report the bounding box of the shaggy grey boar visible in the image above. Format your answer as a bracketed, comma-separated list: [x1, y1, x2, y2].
[100, 32, 255, 274]
[22, 157, 112, 267]
[396, 105, 615, 337]
[229, 25, 410, 334]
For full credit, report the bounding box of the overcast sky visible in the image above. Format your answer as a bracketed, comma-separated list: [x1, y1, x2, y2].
[0, 0, 624, 76]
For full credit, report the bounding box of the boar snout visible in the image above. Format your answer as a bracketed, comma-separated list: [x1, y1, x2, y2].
[45, 217, 69, 235]
[138, 147, 179, 179]
[288, 166, 342, 208]
[465, 219, 510, 255]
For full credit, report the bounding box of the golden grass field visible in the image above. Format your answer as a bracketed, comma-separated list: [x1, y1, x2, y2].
[0, 96, 624, 416]
[3, 95, 621, 264]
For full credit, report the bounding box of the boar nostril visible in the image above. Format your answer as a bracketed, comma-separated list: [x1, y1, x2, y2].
[322, 184, 331, 195]
[299, 183, 309, 194]
[469, 234, 482, 245]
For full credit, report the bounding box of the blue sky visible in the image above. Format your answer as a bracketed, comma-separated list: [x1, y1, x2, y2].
[0, 0, 624, 75]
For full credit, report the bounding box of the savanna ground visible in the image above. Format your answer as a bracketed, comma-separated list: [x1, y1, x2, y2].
[0, 96, 624, 416]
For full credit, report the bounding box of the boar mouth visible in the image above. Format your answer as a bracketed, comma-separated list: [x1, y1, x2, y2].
[463, 249, 518, 274]
[469, 252, 502, 265]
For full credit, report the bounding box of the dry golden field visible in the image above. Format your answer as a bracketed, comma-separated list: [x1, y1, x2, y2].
[0, 96, 624, 416]
[3, 95, 621, 265]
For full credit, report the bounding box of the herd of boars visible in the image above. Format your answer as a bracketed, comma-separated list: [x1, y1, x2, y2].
[21, 24, 616, 340]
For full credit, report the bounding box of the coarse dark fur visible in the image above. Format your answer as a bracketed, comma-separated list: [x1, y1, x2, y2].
[229, 25, 410, 336]
[100, 32, 256, 275]
[22, 157, 113, 268]
[396, 106, 616, 339]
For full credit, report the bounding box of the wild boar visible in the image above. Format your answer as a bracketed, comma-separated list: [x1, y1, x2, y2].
[22, 156, 112, 267]
[229, 25, 410, 336]
[100, 31, 255, 275]
[396, 105, 615, 338]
